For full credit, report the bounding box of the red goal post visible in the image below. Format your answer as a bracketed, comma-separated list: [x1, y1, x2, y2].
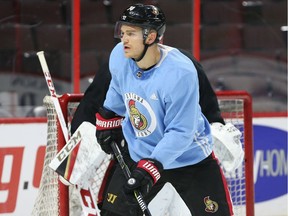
[32, 91, 254, 216]
[216, 90, 254, 216]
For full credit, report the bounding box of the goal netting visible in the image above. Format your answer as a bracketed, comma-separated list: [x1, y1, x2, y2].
[31, 91, 254, 216]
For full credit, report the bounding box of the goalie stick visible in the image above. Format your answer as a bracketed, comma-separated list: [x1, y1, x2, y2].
[110, 141, 152, 216]
[37, 51, 69, 142]
[37, 51, 100, 216]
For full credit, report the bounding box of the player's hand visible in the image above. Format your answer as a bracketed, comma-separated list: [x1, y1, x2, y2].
[124, 158, 163, 196]
[95, 107, 124, 154]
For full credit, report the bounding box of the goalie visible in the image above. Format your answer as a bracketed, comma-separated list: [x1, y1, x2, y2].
[69, 4, 243, 216]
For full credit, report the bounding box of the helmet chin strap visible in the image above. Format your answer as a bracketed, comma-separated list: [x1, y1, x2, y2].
[133, 43, 150, 62]
[133, 28, 155, 62]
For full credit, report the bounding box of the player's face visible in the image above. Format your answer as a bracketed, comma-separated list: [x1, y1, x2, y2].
[120, 25, 144, 59]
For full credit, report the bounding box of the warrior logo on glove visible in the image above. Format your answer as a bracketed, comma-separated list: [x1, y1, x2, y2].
[96, 115, 122, 130]
[95, 107, 124, 154]
[137, 159, 161, 183]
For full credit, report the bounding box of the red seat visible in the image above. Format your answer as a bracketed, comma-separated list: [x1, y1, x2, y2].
[0, 24, 34, 51]
[0, 1, 16, 22]
[35, 24, 70, 51]
[80, 25, 115, 52]
[201, 24, 242, 50]
[202, 1, 242, 25]
[243, 25, 285, 50]
[21, 1, 64, 24]
[81, 1, 112, 24]
[262, 2, 287, 24]
[164, 24, 192, 50]
[157, 0, 192, 24]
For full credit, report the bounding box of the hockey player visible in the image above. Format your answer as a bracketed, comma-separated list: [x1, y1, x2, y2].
[70, 46, 228, 216]
[94, 3, 234, 216]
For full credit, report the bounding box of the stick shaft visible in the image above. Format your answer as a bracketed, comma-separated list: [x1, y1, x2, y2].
[110, 142, 152, 216]
[37, 51, 69, 142]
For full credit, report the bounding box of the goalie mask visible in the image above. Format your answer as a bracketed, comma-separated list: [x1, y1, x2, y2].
[114, 3, 166, 61]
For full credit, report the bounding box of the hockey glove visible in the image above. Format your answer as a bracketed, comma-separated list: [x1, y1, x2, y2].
[124, 158, 163, 196]
[96, 107, 124, 154]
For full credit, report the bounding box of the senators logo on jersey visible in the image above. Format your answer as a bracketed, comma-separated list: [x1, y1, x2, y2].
[125, 93, 157, 137]
[128, 100, 148, 130]
[204, 196, 219, 213]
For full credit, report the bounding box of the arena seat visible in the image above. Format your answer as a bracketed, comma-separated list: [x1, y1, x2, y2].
[21, 1, 64, 24]
[201, 24, 242, 50]
[58, 50, 106, 79]
[0, 25, 16, 50]
[0, 1, 15, 22]
[80, 25, 115, 52]
[157, 0, 192, 24]
[81, 0, 112, 24]
[262, 1, 287, 24]
[243, 25, 285, 50]
[201, 1, 242, 25]
[212, 74, 272, 97]
[35, 24, 70, 51]
[164, 24, 192, 50]
[110, 0, 135, 23]
[0, 24, 35, 51]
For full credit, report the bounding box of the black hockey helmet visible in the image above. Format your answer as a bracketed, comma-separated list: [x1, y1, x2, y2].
[114, 3, 166, 43]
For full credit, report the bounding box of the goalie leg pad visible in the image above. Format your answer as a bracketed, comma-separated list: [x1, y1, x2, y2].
[148, 182, 192, 216]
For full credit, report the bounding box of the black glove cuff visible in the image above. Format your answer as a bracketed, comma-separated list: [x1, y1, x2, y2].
[137, 158, 163, 184]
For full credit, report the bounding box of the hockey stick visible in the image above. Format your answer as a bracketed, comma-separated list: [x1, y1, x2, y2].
[37, 51, 100, 216]
[37, 51, 69, 142]
[110, 141, 152, 216]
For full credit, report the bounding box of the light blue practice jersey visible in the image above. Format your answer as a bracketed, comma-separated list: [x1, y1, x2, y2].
[104, 42, 213, 169]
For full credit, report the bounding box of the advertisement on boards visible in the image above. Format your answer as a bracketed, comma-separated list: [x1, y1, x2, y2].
[0, 116, 287, 215]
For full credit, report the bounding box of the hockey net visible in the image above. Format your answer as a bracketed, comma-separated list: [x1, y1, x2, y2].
[31, 91, 254, 216]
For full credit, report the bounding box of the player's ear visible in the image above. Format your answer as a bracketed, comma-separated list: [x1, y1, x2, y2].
[146, 31, 157, 45]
